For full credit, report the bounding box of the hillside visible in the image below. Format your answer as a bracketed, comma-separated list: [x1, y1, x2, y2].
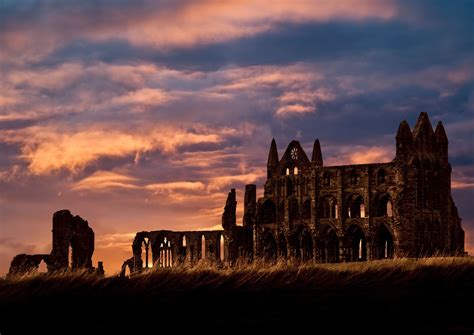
[1, 257, 473, 334]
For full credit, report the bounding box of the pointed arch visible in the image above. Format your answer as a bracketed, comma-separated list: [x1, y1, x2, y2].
[219, 234, 225, 262]
[375, 193, 393, 217]
[158, 236, 172, 267]
[38, 259, 47, 273]
[347, 194, 365, 218]
[178, 234, 187, 263]
[320, 227, 339, 263]
[373, 225, 394, 259]
[345, 224, 367, 261]
[320, 195, 337, 218]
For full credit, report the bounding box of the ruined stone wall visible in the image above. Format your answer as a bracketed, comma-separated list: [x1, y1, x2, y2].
[125, 230, 227, 274]
[8, 210, 103, 277]
[254, 112, 464, 263]
[122, 112, 464, 273]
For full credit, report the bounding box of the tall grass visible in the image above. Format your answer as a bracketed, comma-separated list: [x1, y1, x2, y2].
[1, 257, 473, 299]
[1, 257, 473, 334]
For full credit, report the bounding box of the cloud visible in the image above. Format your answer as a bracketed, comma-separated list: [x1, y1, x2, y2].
[326, 145, 394, 165]
[71, 171, 140, 191]
[452, 181, 474, 189]
[207, 172, 265, 192]
[110, 88, 172, 109]
[95, 232, 136, 250]
[0, 125, 223, 175]
[146, 181, 206, 193]
[451, 167, 474, 189]
[208, 63, 337, 117]
[0, 0, 398, 63]
[276, 104, 314, 116]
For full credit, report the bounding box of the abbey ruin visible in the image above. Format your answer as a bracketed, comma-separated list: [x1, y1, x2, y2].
[121, 112, 465, 275]
[8, 210, 104, 277]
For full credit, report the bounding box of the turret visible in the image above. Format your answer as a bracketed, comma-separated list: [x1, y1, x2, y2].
[267, 138, 279, 178]
[435, 121, 448, 161]
[412, 112, 435, 153]
[311, 138, 323, 167]
[395, 120, 414, 160]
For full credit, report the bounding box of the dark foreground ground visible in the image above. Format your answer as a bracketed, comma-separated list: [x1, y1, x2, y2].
[1, 258, 473, 334]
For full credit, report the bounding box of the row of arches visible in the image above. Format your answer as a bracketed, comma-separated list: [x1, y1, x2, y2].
[260, 224, 394, 262]
[283, 166, 387, 195]
[321, 168, 388, 188]
[139, 234, 226, 269]
[261, 193, 393, 223]
[321, 193, 393, 219]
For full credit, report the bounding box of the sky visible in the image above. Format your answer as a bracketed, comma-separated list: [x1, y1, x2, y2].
[0, 0, 473, 276]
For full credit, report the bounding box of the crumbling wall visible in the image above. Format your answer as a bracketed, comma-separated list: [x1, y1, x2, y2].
[8, 210, 102, 277]
[8, 254, 50, 276]
[50, 209, 94, 271]
[121, 113, 465, 270]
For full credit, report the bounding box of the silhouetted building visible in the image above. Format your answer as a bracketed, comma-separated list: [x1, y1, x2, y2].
[8, 210, 103, 277]
[122, 112, 464, 275]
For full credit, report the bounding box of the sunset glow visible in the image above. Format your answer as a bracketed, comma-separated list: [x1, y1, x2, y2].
[1, 0, 473, 276]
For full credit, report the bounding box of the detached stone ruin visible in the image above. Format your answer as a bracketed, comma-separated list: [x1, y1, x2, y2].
[8, 210, 104, 277]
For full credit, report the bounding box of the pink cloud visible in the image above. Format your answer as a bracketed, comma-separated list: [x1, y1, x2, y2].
[276, 104, 314, 116]
[0, 1, 398, 62]
[326, 145, 394, 165]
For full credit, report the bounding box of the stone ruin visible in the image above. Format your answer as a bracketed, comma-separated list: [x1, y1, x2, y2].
[121, 112, 465, 276]
[7, 209, 104, 277]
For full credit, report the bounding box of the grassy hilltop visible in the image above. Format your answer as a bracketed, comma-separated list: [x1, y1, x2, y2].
[1, 257, 473, 334]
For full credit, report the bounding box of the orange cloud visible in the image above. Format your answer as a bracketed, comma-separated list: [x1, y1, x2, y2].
[452, 181, 474, 189]
[207, 172, 265, 192]
[71, 171, 140, 191]
[0, 125, 224, 175]
[146, 181, 206, 193]
[326, 145, 394, 165]
[170, 150, 245, 168]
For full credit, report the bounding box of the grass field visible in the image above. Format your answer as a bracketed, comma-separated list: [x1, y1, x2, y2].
[1, 257, 473, 334]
